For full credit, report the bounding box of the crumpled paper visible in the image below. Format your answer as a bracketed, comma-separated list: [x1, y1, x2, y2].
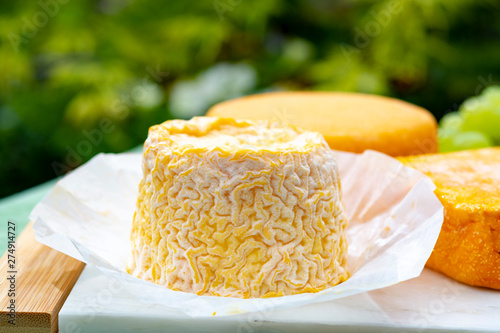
[30, 150, 443, 317]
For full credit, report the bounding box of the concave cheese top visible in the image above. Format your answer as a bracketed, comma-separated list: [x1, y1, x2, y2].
[145, 116, 324, 154]
[207, 91, 438, 156]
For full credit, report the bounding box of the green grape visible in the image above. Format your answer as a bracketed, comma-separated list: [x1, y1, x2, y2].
[459, 98, 500, 142]
[482, 85, 500, 105]
[440, 130, 493, 152]
[438, 127, 457, 152]
[439, 112, 463, 133]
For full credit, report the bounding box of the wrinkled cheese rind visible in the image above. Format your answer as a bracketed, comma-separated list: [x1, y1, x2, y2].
[127, 117, 349, 298]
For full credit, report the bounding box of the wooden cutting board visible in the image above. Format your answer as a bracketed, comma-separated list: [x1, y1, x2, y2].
[0, 222, 85, 333]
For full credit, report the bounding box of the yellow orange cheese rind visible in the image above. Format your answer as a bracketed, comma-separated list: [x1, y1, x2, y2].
[207, 91, 438, 157]
[127, 117, 349, 298]
[399, 148, 500, 289]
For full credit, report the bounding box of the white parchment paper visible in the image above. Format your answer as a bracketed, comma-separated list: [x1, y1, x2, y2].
[30, 150, 443, 317]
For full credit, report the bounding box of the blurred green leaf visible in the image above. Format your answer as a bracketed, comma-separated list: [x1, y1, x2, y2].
[1, 0, 500, 197]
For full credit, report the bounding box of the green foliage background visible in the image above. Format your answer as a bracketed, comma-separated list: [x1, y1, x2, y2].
[1, 0, 499, 198]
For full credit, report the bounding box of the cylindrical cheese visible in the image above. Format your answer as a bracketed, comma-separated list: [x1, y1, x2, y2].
[127, 117, 349, 298]
[207, 91, 438, 157]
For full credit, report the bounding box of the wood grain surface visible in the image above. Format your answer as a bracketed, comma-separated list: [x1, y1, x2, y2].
[0, 222, 85, 333]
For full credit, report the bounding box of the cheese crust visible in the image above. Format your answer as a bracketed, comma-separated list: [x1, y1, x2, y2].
[127, 117, 349, 298]
[400, 148, 500, 289]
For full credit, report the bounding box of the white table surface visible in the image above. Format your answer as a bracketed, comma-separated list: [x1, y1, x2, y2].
[59, 266, 500, 333]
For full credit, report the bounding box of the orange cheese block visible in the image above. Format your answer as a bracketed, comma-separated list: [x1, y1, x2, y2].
[400, 148, 500, 289]
[207, 91, 438, 156]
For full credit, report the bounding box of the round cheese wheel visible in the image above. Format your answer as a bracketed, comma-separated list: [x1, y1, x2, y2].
[207, 92, 438, 157]
[128, 117, 349, 298]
